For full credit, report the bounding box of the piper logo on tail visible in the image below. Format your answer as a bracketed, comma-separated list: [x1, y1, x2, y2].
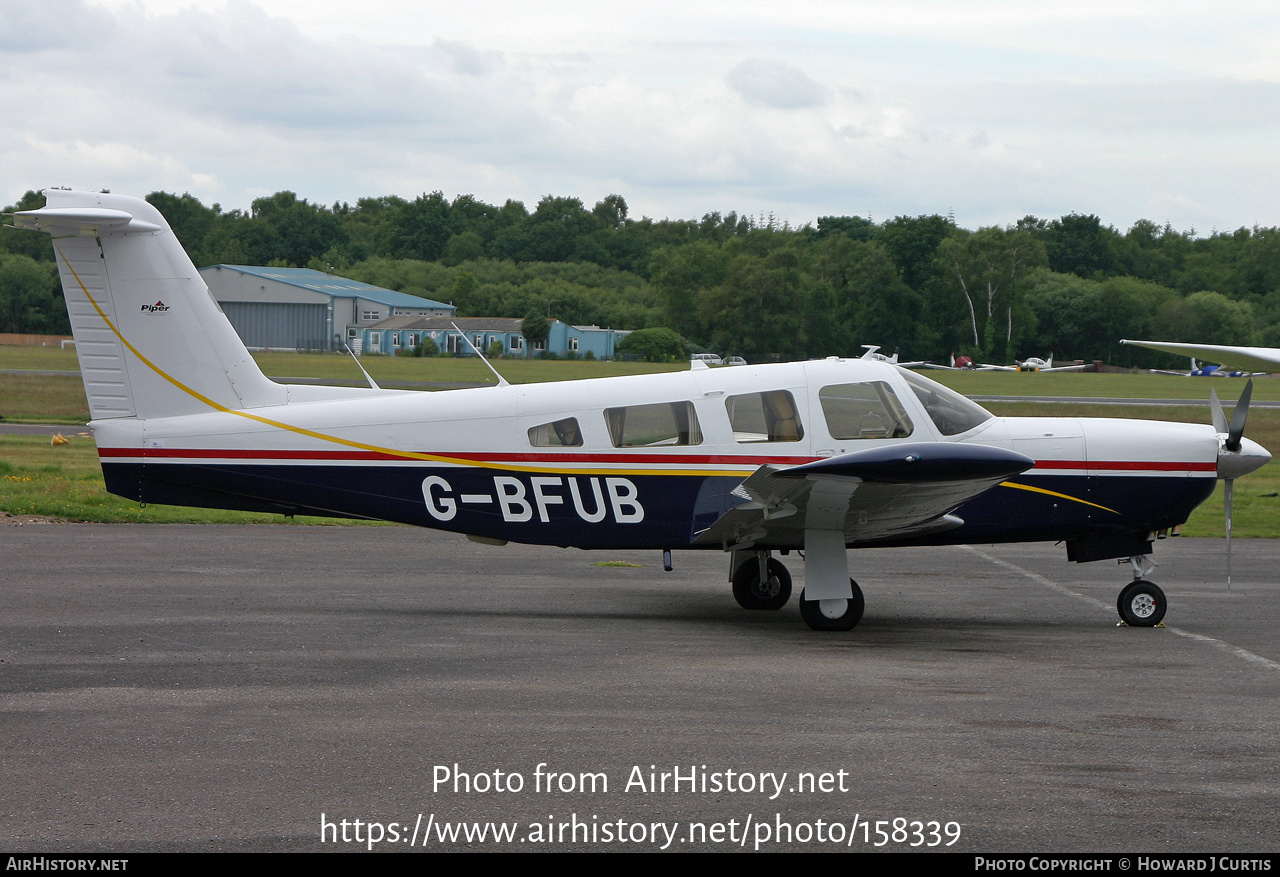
[140, 300, 170, 313]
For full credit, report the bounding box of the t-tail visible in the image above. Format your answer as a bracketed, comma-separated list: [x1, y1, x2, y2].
[14, 190, 387, 421]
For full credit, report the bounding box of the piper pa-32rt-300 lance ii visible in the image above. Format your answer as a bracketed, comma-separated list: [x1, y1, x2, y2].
[13, 191, 1273, 631]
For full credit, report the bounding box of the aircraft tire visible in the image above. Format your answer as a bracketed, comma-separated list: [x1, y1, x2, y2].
[799, 580, 865, 631]
[1117, 580, 1166, 627]
[732, 557, 792, 610]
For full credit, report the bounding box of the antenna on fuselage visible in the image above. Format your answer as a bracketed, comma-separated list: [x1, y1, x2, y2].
[343, 345, 382, 390]
[452, 322, 510, 388]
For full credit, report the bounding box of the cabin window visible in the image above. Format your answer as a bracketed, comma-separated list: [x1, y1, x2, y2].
[819, 381, 914, 440]
[604, 401, 703, 448]
[528, 417, 584, 447]
[900, 369, 994, 436]
[726, 390, 804, 443]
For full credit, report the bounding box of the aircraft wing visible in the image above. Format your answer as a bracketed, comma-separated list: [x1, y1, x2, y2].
[1121, 340, 1279, 374]
[1038, 363, 1090, 372]
[692, 442, 1034, 549]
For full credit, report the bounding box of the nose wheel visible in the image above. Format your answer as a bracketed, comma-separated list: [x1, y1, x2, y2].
[1117, 580, 1166, 627]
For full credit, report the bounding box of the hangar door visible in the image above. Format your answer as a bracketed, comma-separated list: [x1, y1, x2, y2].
[220, 302, 329, 351]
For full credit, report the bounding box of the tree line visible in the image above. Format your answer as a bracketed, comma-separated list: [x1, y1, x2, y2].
[2, 187, 1276, 367]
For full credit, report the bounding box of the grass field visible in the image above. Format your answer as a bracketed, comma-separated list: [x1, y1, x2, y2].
[2, 346, 1276, 534]
[252, 350, 685, 384]
[0, 434, 380, 525]
[0, 349, 683, 424]
[0, 374, 92, 424]
[0, 345, 682, 384]
[925, 368, 1280, 402]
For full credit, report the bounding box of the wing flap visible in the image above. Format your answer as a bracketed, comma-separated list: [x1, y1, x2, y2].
[694, 442, 1033, 549]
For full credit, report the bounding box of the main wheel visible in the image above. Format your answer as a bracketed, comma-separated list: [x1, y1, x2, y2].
[732, 557, 792, 610]
[1117, 580, 1167, 627]
[799, 580, 865, 631]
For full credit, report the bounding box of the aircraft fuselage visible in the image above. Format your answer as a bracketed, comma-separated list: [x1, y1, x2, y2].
[93, 358, 1222, 553]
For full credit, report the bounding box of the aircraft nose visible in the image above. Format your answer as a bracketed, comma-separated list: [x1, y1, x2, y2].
[1218, 435, 1272, 480]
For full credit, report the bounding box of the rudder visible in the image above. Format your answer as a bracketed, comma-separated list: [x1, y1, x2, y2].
[15, 190, 286, 419]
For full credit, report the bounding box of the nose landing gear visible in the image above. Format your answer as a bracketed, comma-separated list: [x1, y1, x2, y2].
[1118, 580, 1167, 626]
[1117, 555, 1167, 627]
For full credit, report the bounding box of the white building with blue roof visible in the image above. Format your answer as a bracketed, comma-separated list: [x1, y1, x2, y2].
[199, 265, 455, 352]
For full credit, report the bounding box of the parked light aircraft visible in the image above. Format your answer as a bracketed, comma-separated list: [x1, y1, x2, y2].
[922, 354, 1088, 373]
[1148, 358, 1256, 378]
[982, 355, 1089, 373]
[920, 354, 977, 370]
[1121, 340, 1278, 376]
[858, 346, 928, 369]
[12, 191, 1273, 630]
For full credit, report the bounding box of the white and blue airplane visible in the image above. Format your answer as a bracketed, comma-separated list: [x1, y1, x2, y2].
[13, 191, 1273, 630]
[1122, 339, 1275, 377]
[1149, 358, 1253, 378]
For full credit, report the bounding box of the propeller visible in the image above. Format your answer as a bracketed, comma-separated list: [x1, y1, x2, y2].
[1226, 379, 1253, 452]
[1211, 380, 1257, 586]
[1209, 387, 1228, 434]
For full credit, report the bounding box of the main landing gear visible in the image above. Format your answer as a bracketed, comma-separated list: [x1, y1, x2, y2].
[1117, 555, 1167, 627]
[731, 553, 792, 611]
[798, 582, 865, 632]
[729, 549, 1172, 630]
[730, 550, 865, 631]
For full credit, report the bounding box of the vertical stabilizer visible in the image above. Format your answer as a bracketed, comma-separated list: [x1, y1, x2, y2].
[16, 190, 286, 419]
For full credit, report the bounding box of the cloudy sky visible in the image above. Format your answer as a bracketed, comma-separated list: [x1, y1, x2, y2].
[3, 0, 1280, 232]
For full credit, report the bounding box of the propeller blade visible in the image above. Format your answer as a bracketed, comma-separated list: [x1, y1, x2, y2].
[1225, 478, 1234, 588]
[1209, 388, 1228, 434]
[1226, 379, 1254, 453]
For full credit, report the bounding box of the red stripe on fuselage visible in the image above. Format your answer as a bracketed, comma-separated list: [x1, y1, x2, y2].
[97, 447, 806, 465]
[95, 447, 1216, 472]
[1028, 460, 1217, 472]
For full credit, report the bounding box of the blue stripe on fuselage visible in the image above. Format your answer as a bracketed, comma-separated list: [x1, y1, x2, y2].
[101, 462, 1216, 550]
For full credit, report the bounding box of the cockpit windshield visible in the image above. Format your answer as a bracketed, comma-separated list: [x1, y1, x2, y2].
[900, 369, 994, 436]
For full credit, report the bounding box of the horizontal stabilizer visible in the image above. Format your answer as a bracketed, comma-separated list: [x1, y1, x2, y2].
[13, 206, 163, 234]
